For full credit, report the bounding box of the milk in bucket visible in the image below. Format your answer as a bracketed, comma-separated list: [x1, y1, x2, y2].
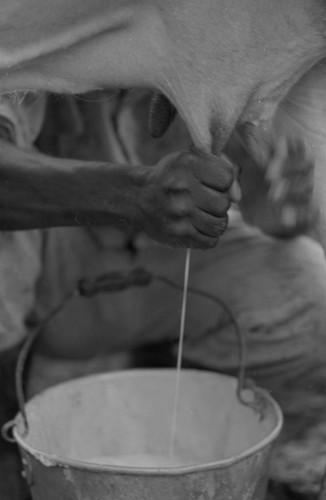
[6, 250, 283, 500]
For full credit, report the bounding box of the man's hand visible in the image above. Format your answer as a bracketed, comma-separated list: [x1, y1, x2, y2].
[263, 137, 315, 237]
[137, 148, 234, 248]
[0, 140, 234, 249]
[226, 127, 316, 238]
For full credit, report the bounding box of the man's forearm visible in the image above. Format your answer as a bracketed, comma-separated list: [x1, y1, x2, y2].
[0, 141, 234, 248]
[0, 140, 147, 230]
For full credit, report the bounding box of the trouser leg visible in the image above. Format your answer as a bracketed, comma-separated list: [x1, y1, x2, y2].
[0, 343, 30, 500]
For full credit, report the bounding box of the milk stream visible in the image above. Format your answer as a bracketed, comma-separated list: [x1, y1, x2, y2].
[86, 249, 191, 468]
[168, 248, 191, 462]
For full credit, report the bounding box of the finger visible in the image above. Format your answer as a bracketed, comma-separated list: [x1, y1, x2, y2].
[195, 192, 231, 217]
[268, 179, 288, 202]
[192, 211, 229, 238]
[167, 192, 230, 233]
[280, 204, 316, 233]
[192, 184, 232, 216]
[284, 183, 314, 204]
[186, 234, 220, 249]
[265, 137, 288, 181]
[269, 178, 313, 204]
[282, 156, 315, 178]
[169, 220, 221, 249]
[188, 148, 234, 191]
[275, 137, 315, 183]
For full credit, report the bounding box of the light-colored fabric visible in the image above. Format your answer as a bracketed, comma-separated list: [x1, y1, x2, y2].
[181, 212, 326, 387]
[0, 94, 45, 350]
[30, 210, 326, 391]
[28, 91, 326, 396]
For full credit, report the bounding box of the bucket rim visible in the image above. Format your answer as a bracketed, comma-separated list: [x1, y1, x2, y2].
[13, 368, 283, 475]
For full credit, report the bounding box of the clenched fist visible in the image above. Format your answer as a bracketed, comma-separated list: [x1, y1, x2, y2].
[136, 147, 234, 248]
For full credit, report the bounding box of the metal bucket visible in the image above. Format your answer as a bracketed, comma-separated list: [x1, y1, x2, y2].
[8, 369, 282, 500]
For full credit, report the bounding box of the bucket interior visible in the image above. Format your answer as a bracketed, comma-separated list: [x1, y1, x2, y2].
[15, 369, 281, 469]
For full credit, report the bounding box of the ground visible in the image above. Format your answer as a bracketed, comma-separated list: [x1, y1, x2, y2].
[266, 364, 326, 499]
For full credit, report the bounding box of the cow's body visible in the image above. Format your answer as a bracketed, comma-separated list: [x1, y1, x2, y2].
[0, 1, 325, 147]
[1, 0, 326, 242]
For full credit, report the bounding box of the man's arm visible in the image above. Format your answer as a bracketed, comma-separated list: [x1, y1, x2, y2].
[0, 140, 234, 249]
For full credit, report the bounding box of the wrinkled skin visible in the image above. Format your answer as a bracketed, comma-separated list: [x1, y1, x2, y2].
[138, 149, 233, 248]
[0, 138, 233, 248]
[0, 0, 326, 245]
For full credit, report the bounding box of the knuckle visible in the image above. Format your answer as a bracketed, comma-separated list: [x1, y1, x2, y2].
[162, 172, 188, 193]
[175, 150, 194, 170]
[169, 198, 191, 218]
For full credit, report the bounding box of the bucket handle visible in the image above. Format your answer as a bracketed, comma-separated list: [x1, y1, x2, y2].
[153, 274, 256, 409]
[6, 266, 256, 439]
[3, 269, 154, 437]
[14, 289, 79, 436]
[2, 419, 16, 443]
